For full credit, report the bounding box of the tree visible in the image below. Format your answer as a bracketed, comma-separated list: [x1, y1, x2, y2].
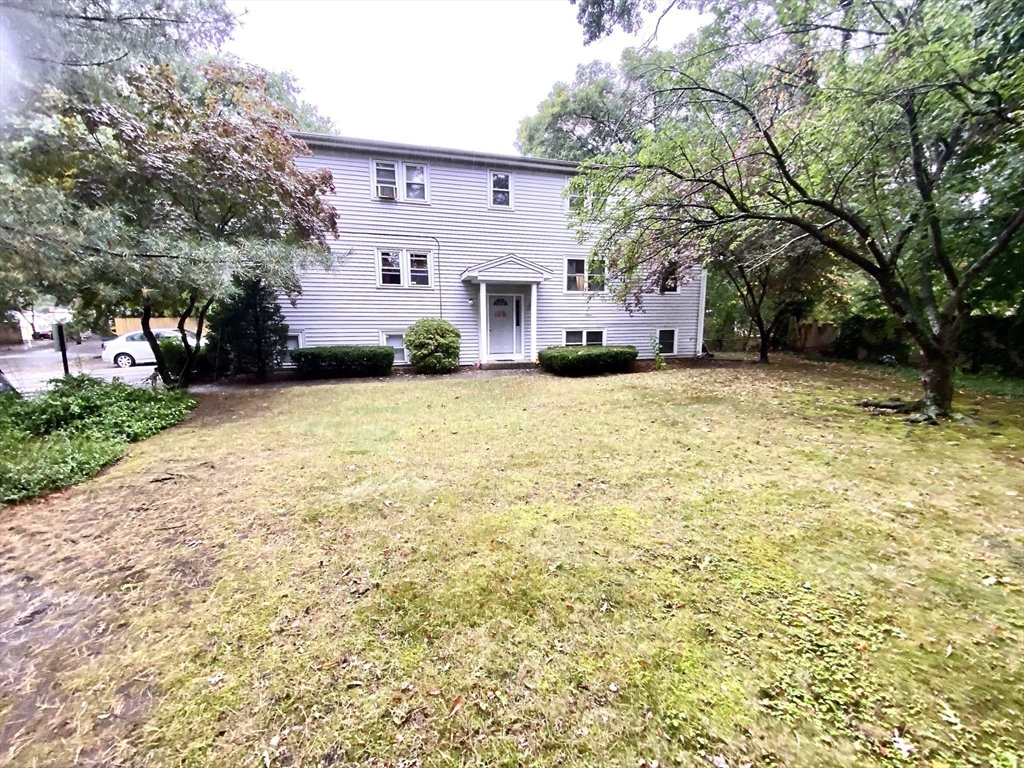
[518, 61, 635, 161]
[208, 277, 290, 381]
[4, 59, 338, 387]
[707, 225, 835, 363]
[570, 0, 1024, 416]
[0, 0, 235, 114]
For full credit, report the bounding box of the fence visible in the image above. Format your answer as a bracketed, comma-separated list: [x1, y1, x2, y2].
[114, 317, 198, 335]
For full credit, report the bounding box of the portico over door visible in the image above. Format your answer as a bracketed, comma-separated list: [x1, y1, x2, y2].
[462, 254, 551, 363]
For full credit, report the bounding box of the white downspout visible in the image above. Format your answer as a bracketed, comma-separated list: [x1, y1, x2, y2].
[696, 268, 707, 356]
[530, 282, 538, 363]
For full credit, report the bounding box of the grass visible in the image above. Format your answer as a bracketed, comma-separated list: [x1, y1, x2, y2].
[1, 357, 1022, 768]
[805, 355, 1024, 400]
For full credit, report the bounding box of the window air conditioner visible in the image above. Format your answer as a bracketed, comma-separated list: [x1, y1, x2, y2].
[376, 184, 397, 200]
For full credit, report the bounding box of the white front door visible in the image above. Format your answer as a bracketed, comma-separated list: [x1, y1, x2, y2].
[488, 295, 516, 356]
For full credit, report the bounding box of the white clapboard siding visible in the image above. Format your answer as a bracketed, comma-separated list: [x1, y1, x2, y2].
[281, 136, 706, 364]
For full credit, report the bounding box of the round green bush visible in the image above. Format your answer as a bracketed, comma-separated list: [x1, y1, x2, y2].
[404, 318, 461, 374]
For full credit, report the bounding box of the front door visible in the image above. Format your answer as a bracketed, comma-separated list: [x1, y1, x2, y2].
[488, 295, 516, 356]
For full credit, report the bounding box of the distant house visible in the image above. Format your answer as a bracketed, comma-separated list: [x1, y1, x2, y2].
[282, 134, 707, 366]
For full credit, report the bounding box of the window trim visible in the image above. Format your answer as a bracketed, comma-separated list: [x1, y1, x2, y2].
[563, 328, 606, 347]
[564, 257, 607, 293]
[402, 162, 430, 204]
[372, 159, 399, 201]
[374, 248, 435, 289]
[488, 169, 514, 210]
[371, 158, 431, 203]
[376, 247, 405, 287]
[380, 330, 409, 365]
[657, 328, 677, 356]
[564, 176, 583, 214]
[284, 329, 305, 367]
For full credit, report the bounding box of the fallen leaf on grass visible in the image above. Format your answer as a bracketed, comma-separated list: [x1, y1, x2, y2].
[208, 672, 225, 686]
[448, 695, 465, 717]
[428, 689, 441, 696]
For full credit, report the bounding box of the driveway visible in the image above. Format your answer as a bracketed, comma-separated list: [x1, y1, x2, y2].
[0, 340, 158, 395]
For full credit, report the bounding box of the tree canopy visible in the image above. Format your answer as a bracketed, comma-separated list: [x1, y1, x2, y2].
[566, 0, 1024, 414]
[0, 0, 340, 387]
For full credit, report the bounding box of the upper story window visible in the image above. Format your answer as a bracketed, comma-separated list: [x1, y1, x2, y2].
[376, 248, 433, 288]
[380, 250, 403, 285]
[374, 161, 398, 200]
[490, 171, 512, 208]
[405, 164, 426, 200]
[566, 177, 584, 214]
[409, 251, 430, 286]
[661, 266, 680, 293]
[566, 258, 606, 292]
[374, 160, 429, 202]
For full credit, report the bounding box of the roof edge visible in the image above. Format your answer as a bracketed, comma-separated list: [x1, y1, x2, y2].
[292, 132, 580, 175]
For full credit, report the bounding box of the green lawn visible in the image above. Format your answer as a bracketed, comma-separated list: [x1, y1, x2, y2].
[2, 358, 1022, 767]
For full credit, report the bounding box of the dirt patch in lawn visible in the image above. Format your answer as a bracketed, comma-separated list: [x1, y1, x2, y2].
[0, 415, 230, 766]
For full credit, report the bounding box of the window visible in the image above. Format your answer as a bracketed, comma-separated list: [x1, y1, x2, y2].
[409, 252, 430, 286]
[127, 332, 146, 342]
[374, 161, 397, 199]
[379, 250, 402, 285]
[285, 332, 303, 365]
[566, 178, 583, 213]
[374, 160, 429, 202]
[567, 259, 585, 291]
[376, 249, 433, 288]
[566, 258, 606, 292]
[565, 330, 604, 346]
[490, 171, 512, 207]
[383, 332, 407, 363]
[658, 329, 676, 355]
[661, 267, 679, 293]
[404, 163, 426, 200]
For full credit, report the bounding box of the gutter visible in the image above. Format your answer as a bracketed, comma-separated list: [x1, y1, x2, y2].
[292, 131, 581, 176]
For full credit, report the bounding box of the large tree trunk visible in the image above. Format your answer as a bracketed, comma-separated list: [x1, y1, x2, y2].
[757, 332, 770, 364]
[175, 296, 213, 390]
[920, 345, 955, 414]
[141, 305, 173, 387]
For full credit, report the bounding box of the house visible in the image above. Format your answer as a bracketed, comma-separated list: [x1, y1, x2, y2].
[281, 133, 707, 366]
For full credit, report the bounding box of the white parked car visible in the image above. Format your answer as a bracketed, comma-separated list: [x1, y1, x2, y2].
[101, 329, 202, 368]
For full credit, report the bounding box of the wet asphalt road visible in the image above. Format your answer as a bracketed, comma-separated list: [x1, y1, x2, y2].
[0, 340, 159, 395]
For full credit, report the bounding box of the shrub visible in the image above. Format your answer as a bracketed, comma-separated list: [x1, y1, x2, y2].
[538, 345, 638, 376]
[159, 337, 218, 382]
[404, 318, 461, 374]
[0, 376, 195, 503]
[289, 346, 394, 378]
[207, 277, 290, 380]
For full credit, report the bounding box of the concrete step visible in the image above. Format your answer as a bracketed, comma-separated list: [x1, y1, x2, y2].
[480, 361, 538, 371]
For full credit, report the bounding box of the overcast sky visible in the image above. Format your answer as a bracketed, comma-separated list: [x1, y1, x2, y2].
[224, 0, 701, 155]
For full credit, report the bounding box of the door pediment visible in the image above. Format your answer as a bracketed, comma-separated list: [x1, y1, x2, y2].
[461, 254, 553, 284]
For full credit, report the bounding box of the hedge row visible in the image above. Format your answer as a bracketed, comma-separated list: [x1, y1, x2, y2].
[538, 345, 638, 376]
[289, 346, 394, 378]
